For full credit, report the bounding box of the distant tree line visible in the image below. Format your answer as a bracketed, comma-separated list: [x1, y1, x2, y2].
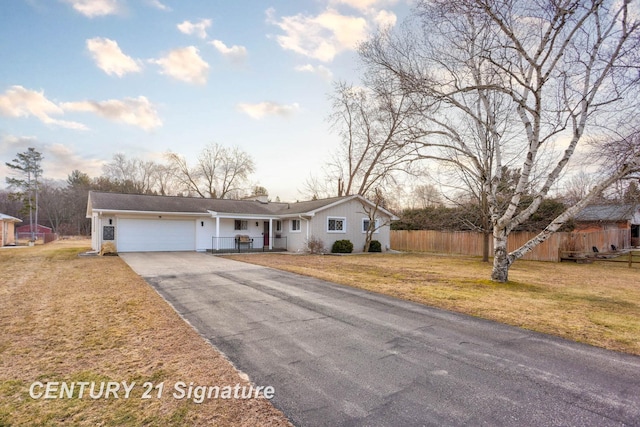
[2, 143, 261, 236]
[393, 199, 575, 233]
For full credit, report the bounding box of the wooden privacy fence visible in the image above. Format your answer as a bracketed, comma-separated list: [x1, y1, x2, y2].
[390, 229, 632, 262]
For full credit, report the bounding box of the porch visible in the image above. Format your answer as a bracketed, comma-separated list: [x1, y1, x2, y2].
[209, 236, 288, 253]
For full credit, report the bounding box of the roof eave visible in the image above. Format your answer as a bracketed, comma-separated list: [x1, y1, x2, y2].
[89, 208, 206, 217]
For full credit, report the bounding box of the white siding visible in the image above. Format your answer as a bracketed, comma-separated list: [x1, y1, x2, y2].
[282, 218, 309, 252]
[308, 199, 392, 252]
[279, 199, 393, 253]
[196, 218, 217, 252]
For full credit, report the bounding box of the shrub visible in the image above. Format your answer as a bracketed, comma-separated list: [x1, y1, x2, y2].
[331, 239, 353, 254]
[368, 240, 382, 252]
[100, 242, 117, 256]
[305, 235, 326, 254]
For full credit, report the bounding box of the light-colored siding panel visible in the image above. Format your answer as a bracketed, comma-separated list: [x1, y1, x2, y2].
[308, 199, 393, 252]
[117, 218, 196, 252]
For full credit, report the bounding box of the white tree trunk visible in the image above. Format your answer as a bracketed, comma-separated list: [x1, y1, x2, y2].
[491, 228, 512, 282]
[491, 161, 639, 282]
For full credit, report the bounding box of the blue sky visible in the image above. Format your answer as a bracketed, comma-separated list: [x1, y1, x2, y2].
[0, 0, 410, 201]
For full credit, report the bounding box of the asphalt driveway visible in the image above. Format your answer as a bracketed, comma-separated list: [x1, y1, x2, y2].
[121, 252, 640, 426]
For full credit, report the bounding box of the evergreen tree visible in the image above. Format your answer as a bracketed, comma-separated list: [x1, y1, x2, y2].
[5, 148, 43, 240]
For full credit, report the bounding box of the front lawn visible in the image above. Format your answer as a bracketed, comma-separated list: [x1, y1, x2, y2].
[0, 240, 290, 426]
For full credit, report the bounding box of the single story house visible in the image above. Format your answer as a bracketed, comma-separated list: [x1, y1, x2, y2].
[86, 191, 399, 253]
[0, 213, 22, 246]
[574, 203, 640, 246]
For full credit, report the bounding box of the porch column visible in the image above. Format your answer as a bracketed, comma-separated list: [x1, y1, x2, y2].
[215, 216, 220, 250]
[269, 218, 273, 250]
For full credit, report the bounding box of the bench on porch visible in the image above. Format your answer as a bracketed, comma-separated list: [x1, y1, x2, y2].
[235, 235, 254, 251]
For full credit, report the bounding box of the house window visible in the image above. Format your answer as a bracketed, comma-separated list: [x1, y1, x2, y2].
[275, 220, 282, 232]
[234, 220, 248, 231]
[362, 218, 380, 233]
[103, 226, 115, 240]
[327, 217, 346, 233]
[291, 219, 301, 232]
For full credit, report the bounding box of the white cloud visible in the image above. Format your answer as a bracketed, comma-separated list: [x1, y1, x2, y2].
[210, 40, 248, 64]
[150, 46, 209, 85]
[62, 0, 121, 17]
[177, 19, 212, 39]
[146, 0, 170, 11]
[0, 135, 104, 181]
[46, 143, 105, 178]
[236, 101, 300, 120]
[329, 0, 398, 11]
[0, 86, 87, 130]
[266, 8, 368, 62]
[86, 37, 142, 77]
[372, 9, 397, 27]
[0, 134, 38, 154]
[295, 64, 334, 81]
[62, 96, 162, 131]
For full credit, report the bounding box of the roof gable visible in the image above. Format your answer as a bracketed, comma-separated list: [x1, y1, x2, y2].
[289, 194, 398, 219]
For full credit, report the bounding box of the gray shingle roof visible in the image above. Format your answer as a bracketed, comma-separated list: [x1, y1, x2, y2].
[575, 204, 639, 222]
[87, 191, 363, 217]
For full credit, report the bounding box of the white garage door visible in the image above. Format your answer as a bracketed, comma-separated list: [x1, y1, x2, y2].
[117, 218, 195, 252]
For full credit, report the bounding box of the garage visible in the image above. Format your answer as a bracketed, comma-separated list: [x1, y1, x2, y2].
[117, 218, 196, 252]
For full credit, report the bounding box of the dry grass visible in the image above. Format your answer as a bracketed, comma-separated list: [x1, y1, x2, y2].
[0, 240, 291, 427]
[227, 252, 640, 356]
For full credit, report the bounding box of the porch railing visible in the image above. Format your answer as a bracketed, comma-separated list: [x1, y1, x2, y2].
[210, 236, 287, 253]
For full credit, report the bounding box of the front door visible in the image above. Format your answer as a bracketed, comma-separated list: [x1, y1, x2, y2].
[263, 221, 270, 247]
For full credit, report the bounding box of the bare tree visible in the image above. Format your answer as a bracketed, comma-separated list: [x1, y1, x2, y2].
[166, 143, 255, 198]
[38, 180, 67, 234]
[164, 151, 202, 196]
[326, 81, 423, 198]
[0, 190, 23, 218]
[301, 172, 339, 200]
[216, 145, 256, 198]
[360, 188, 393, 252]
[412, 184, 443, 209]
[361, 0, 640, 281]
[102, 153, 163, 194]
[561, 170, 601, 205]
[66, 170, 92, 235]
[152, 163, 179, 196]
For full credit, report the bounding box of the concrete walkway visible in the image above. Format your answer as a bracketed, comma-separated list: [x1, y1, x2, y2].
[121, 252, 640, 426]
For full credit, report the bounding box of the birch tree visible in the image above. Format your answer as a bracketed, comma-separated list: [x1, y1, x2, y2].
[361, 0, 640, 281]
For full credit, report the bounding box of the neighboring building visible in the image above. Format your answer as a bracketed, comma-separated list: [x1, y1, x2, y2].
[0, 213, 22, 246]
[574, 204, 640, 246]
[86, 191, 399, 253]
[16, 224, 53, 239]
